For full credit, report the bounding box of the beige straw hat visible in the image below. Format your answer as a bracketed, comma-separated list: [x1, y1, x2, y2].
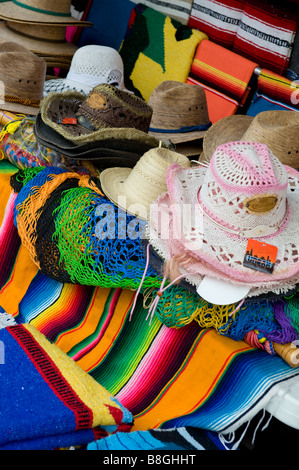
[0, 21, 78, 59]
[199, 110, 299, 168]
[0, 0, 93, 26]
[100, 147, 191, 220]
[0, 41, 46, 115]
[148, 80, 211, 144]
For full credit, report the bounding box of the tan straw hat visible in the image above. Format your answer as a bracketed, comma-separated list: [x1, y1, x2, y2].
[0, 22, 78, 59]
[148, 80, 211, 144]
[0, 41, 46, 115]
[0, 0, 93, 26]
[199, 110, 299, 168]
[100, 147, 191, 220]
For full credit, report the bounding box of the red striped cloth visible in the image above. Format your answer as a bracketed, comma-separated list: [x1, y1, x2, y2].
[187, 39, 257, 123]
[188, 0, 245, 48]
[232, 0, 299, 75]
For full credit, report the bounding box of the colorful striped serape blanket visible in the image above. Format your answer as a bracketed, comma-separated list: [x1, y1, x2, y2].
[0, 322, 133, 450]
[12, 277, 299, 440]
[1, 160, 299, 450]
[189, 0, 299, 75]
[246, 68, 299, 116]
[187, 39, 257, 123]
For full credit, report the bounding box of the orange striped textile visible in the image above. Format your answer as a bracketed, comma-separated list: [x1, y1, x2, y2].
[187, 39, 258, 123]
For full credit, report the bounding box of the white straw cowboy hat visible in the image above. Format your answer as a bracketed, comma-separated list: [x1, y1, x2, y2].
[0, 41, 46, 115]
[148, 80, 212, 144]
[44, 45, 125, 96]
[147, 141, 299, 301]
[100, 147, 191, 220]
[199, 111, 299, 168]
[0, 0, 93, 26]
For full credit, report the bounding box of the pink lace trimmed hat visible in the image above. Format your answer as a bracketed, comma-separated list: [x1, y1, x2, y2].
[146, 141, 299, 299]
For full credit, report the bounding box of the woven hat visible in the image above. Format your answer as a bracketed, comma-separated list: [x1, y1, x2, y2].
[0, 0, 93, 26]
[147, 141, 299, 299]
[34, 84, 162, 166]
[100, 147, 191, 220]
[44, 45, 125, 96]
[0, 41, 46, 115]
[199, 111, 299, 168]
[0, 22, 78, 58]
[148, 80, 212, 144]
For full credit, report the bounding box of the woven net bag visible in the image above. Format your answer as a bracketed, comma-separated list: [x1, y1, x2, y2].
[11, 167, 162, 290]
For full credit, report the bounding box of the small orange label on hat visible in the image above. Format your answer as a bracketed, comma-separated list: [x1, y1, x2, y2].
[244, 194, 278, 214]
[243, 239, 278, 274]
[57, 117, 77, 125]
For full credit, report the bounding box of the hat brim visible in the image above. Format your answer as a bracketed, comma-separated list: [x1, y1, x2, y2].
[43, 78, 93, 96]
[34, 113, 158, 168]
[40, 91, 161, 149]
[0, 101, 40, 116]
[0, 22, 78, 56]
[148, 129, 207, 144]
[147, 163, 299, 296]
[199, 115, 254, 163]
[0, 2, 93, 26]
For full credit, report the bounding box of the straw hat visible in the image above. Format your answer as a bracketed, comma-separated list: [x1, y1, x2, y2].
[148, 80, 211, 144]
[147, 141, 299, 299]
[0, 0, 93, 26]
[34, 84, 163, 166]
[100, 147, 191, 220]
[199, 111, 299, 168]
[0, 22, 78, 58]
[39, 84, 157, 144]
[43, 45, 125, 96]
[0, 41, 46, 115]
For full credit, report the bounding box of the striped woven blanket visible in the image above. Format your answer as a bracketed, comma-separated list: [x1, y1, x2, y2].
[189, 0, 299, 75]
[1, 160, 299, 450]
[187, 38, 257, 122]
[0, 322, 133, 450]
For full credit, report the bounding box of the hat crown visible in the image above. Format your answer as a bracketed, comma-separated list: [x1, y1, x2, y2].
[200, 142, 289, 233]
[12, 0, 72, 15]
[0, 43, 46, 103]
[76, 84, 153, 134]
[68, 45, 124, 88]
[148, 80, 210, 130]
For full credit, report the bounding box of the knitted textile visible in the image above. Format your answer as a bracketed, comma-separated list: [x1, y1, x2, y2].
[11, 166, 162, 290]
[0, 322, 132, 450]
[119, 4, 207, 101]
